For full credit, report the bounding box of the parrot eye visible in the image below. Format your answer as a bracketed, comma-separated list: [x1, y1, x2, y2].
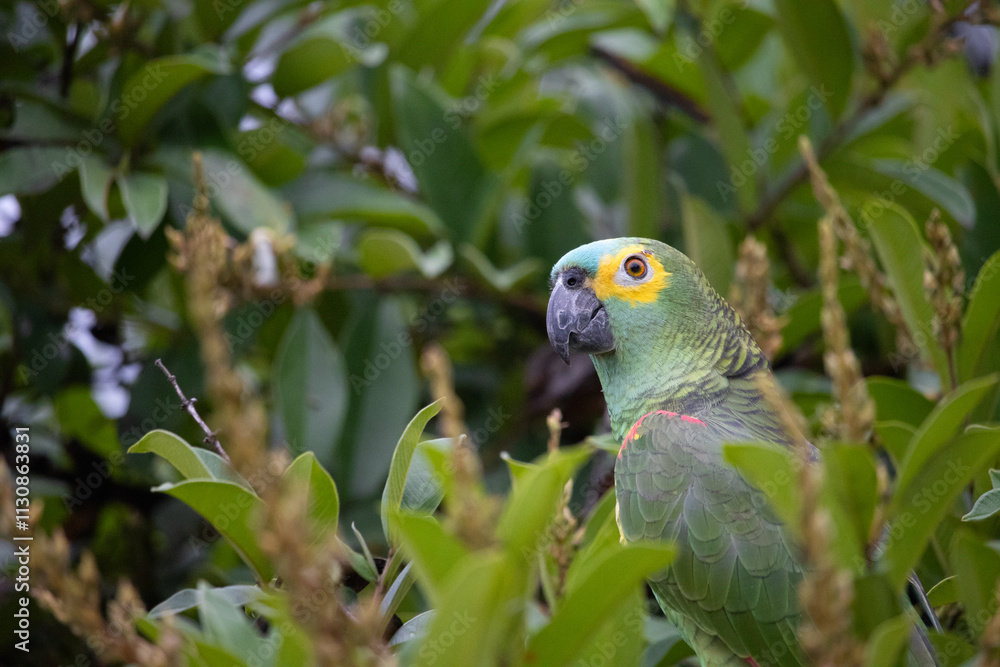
[623, 256, 647, 279]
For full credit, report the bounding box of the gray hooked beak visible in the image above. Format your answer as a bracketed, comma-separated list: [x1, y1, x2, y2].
[546, 273, 615, 364]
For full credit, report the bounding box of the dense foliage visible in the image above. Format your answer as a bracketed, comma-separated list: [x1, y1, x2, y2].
[2, 0, 1000, 665]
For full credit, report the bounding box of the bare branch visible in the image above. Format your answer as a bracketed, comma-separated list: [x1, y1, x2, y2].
[154, 358, 231, 464]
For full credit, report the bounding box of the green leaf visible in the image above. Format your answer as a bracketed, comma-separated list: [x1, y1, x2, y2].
[958, 249, 1000, 382]
[822, 444, 878, 571]
[394, 0, 494, 71]
[865, 202, 950, 380]
[499, 451, 536, 489]
[390, 66, 499, 243]
[866, 377, 935, 427]
[116, 171, 168, 238]
[572, 590, 646, 667]
[191, 639, 248, 666]
[271, 609, 314, 666]
[379, 560, 415, 629]
[460, 245, 542, 292]
[272, 13, 360, 97]
[413, 551, 514, 667]
[524, 542, 674, 666]
[962, 488, 1000, 522]
[580, 488, 618, 549]
[864, 614, 912, 667]
[584, 433, 621, 455]
[926, 632, 976, 666]
[852, 573, 901, 639]
[344, 538, 377, 583]
[357, 229, 452, 279]
[117, 49, 231, 146]
[0, 147, 71, 195]
[285, 172, 445, 239]
[778, 279, 869, 357]
[881, 426, 1000, 591]
[153, 479, 273, 583]
[869, 159, 975, 228]
[54, 386, 119, 459]
[873, 420, 917, 463]
[282, 451, 340, 540]
[950, 529, 1000, 628]
[351, 521, 379, 581]
[497, 446, 592, 559]
[724, 443, 800, 540]
[128, 429, 248, 488]
[391, 609, 434, 647]
[398, 438, 450, 514]
[897, 374, 998, 492]
[643, 614, 696, 666]
[381, 399, 444, 542]
[336, 296, 421, 498]
[389, 512, 469, 605]
[680, 195, 734, 294]
[693, 47, 755, 213]
[274, 308, 348, 461]
[772, 0, 855, 118]
[196, 581, 266, 663]
[522, 8, 647, 67]
[201, 150, 293, 234]
[925, 576, 959, 607]
[79, 156, 113, 221]
[148, 584, 262, 618]
[635, 0, 674, 32]
[714, 7, 773, 71]
[620, 111, 664, 237]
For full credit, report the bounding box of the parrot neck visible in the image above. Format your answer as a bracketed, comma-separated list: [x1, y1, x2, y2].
[592, 300, 786, 444]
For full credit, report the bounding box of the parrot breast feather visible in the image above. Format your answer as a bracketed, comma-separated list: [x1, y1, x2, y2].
[615, 410, 806, 666]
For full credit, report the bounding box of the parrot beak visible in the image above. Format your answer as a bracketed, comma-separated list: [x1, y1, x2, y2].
[546, 273, 615, 365]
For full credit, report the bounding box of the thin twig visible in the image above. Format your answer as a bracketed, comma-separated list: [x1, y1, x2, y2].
[154, 358, 231, 464]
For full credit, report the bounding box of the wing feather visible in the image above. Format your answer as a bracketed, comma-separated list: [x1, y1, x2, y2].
[616, 411, 806, 666]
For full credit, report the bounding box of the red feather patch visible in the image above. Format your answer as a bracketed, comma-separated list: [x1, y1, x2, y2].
[618, 410, 706, 458]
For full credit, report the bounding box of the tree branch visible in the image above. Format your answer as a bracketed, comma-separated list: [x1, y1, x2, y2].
[154, 358, 230, 464]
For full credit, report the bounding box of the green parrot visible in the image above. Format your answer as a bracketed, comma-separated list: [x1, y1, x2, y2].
[545, 238, 936, 667]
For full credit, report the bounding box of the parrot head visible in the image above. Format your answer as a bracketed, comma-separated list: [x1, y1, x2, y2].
[546, 237, 709, 364]
[546, 237, 758, 433]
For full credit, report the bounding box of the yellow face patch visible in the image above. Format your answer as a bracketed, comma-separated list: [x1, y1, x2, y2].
[590, 244, 671, 306]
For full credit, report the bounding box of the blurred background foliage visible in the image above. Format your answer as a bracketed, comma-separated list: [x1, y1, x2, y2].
[2, 0, 1000, 664]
